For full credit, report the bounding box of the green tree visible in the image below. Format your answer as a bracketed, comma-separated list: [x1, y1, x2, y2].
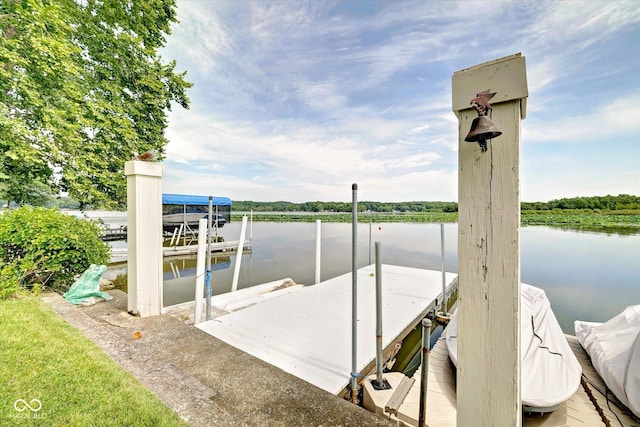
[0, 0, 192, 209]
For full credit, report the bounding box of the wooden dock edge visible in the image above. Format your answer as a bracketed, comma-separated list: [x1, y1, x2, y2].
[338, 277, 459, 401]
[363, 333, 640, 426]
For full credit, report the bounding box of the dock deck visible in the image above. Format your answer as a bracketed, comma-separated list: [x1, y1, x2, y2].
[364, 333, 639, 426]
[109, 239, 252, 264]
[196, 264, 457, 396]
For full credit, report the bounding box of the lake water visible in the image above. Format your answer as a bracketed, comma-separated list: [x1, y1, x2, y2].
[103, 220, 639, 334]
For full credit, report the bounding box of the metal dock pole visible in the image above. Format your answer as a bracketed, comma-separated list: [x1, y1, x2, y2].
[351, 183, 359, 403]
[419, 318, 432, 427]
[373, 241, 390, 390]
[440, 223, 447, 315]
[194, 219, 207, 325]
[315, 219, 321, 284]
[206, 196, 213, 320]
[368, 220, 372, 265]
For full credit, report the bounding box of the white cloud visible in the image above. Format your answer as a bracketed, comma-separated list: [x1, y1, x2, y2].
[523, 90, 640, 144]
[160, 0, 639, 202]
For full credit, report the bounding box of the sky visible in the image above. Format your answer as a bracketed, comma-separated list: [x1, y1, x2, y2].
[160, 0, 640, 203]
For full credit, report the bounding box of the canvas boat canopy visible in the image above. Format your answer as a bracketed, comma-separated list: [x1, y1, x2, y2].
[162, 193, 232, 207]
[162, 193, 232, 231]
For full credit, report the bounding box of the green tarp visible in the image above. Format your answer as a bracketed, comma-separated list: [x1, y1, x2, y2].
[63, 264, 113, 306]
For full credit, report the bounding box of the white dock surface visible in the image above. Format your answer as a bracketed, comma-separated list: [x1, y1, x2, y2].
[197, 264, 456, 395]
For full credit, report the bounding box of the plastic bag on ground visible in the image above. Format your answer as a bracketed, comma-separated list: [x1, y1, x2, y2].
[63, 264, 113, 306]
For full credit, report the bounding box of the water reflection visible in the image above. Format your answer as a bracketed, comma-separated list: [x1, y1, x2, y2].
[104, 221, 639, 334]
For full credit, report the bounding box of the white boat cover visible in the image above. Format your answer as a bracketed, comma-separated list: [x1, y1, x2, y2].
[575, 305, 640, 417]
[446, 284, 582, 409]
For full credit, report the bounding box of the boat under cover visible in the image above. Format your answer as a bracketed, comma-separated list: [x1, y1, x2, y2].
[445, 283, 583, 411]
[575, 305, 640, 418]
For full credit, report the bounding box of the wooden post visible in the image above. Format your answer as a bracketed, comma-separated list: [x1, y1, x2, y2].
[125, 160, 163, 317]
[452, 53, 528, 425]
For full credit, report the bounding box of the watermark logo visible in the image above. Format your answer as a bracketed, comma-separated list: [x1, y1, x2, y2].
[12, 399, 44, 419]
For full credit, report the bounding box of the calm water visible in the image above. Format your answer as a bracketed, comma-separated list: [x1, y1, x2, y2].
[104, 221, 639, 334]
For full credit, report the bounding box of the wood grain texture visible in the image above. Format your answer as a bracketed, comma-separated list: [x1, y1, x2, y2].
[455, 74, 525, 424]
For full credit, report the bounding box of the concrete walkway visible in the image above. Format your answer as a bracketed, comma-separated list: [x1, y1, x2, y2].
[43, 290, 393, 427]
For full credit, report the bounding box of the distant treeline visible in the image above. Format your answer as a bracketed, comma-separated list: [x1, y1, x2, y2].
[233, 200, 458, 213]
[234, 194, 640, 213]
[521, 194, 640, 211]
[8, 193, 636, 213]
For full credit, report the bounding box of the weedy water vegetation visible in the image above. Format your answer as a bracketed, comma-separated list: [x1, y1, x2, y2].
[232, 209, 640, 235]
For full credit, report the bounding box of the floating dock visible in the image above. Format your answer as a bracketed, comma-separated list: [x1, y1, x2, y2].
[109, 239, 253, 264]
[363, 332, 638, 426]
[196, 264, 457, 396]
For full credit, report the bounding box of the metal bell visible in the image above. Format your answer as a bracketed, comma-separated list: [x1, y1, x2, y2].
[464, 115, 502, 143]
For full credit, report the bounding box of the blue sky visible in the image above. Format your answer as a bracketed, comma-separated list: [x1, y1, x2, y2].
[160, 0, 639, 203]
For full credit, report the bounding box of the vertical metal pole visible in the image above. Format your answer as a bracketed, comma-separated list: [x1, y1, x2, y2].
[374, 241, 384, 387]
[368, 220, 372, 265]
[194, 219, 207, 325]
[315, 219, 321, 284]
[351, 183, 358, 402]
[419, 318, 432, 427]
[206, 196, 213, 320]
[440, 223, 447, 314]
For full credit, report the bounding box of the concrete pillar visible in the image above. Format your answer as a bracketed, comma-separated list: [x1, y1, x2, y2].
[125, 160, 163, 317]
[452, 53, 528, 425]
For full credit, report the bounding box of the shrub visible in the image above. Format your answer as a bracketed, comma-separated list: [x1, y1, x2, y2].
[0, 207, 110, 297]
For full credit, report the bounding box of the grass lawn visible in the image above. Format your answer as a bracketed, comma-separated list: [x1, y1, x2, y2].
[0, 295, 188, 426]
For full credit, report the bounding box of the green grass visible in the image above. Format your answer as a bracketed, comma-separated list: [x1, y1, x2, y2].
[0, 296, 188, 426]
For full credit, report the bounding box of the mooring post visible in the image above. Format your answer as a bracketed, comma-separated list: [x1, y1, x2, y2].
[418, 318, 432, 427]
[315, 219, 321, 284]
[125, 160, 163, 317]
[194, 218, 207, 324]
[373, 241, 389, 390]
[351, 183, 359, 403]
[452, 53, 528, 425]
[206, 196, 213, 320]
[440, 223, 447, 314]
[368, 220, 372, 265]
[231, 215, 248, 292]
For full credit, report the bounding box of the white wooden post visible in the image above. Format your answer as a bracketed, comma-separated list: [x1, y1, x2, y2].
[452, 53, 528, 425]
[231, 215, 248, 292]
[125, 160, 163, 317]
[315, 219, 321, 284]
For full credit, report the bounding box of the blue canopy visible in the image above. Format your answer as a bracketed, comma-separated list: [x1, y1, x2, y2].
[162, 193, 232, 206]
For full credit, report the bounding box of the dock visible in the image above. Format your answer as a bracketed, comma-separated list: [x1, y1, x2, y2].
[196, 264, 457, 396]
[363, 332, 639, 426]
[109, 239, 253, 264]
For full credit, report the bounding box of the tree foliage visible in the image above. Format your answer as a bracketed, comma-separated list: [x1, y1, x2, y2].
[0, 207, 110, 298]
[0, 0, 191, 209]
[232, 200, 459, 213]
[233, 195, 639, 214]
[521, 194, 640, 211]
